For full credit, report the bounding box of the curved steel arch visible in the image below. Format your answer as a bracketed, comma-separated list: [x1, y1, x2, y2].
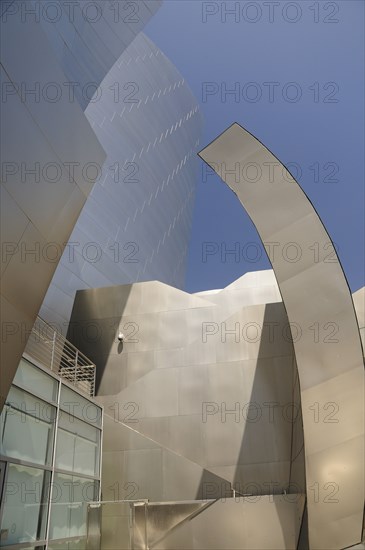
[199, 123, 364, 550]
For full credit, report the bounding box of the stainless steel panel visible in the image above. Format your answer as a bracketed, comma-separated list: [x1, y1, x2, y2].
[124, 448, 163, 501]
[86, 504, 102, 550]
[1, 70, 83, 239]
[1, 11, 106, 197]
[99, 410, 233, 503]
[0, 186, 29, 277]
[71, 278, 298, 504]
[0, 14, 105, 407]
[134, 501, 214, 549]
[139, 415, 206, 467]
[37, 1, 162, 110]
[0, 0, 164, 409]
[101, 415, 160, 453]
[195, 270, 282, 315]
[152, 495, 305, 550]
[42, 32, 203, 329]
[353, 288, 364, 330]
[199, 123, 364, 549]
[99, 502, 132, 550]
[161, 450, 231, 502]
[97, 353, 129, 396]
[178, 365, 209, 415]
[353, 288, 365, 349]
[0, 294, 34, 408]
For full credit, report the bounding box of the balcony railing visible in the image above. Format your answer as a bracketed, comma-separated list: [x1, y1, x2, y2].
[24, 316, 96, 397]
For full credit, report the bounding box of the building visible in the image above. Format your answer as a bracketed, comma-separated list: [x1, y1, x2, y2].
[64, 124, 364, 549]
[39, 32, 202, 330]
[0, 319, 103, 550]
[1, 5, 363, 544]
[198, 123, 365, 550]
[1, 0, 203, 407]
[1, 274, 363, 550]
[68, 273, 364, 550]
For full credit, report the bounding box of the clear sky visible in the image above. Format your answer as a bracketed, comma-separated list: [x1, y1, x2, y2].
[145, 0, 365, 293]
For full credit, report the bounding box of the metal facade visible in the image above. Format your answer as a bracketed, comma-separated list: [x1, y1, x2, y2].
[0, 1, 160, 408]
[199, 123, 365, 549]
[69, 272, 303, 548]
[69, 269, 364, 548]
[39, 32, 203, 331]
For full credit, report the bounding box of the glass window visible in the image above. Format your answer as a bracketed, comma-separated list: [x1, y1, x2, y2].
[13, 360, 58, 403]
[0, 464, 50, 546]
[59, 386, 101, 427]
[49, 473, 98, 541]
[0, 546, 46, 550]
[55, 413, 100, 477]
[0, 387, 56, 466]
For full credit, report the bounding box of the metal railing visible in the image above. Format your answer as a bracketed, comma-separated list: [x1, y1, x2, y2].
[24, 316, 96, 397]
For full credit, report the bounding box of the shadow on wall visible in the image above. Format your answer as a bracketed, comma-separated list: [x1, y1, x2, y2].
[67, 285, 133, 394]
[196, 469, 233, 500]
[234, 301, 305, 549]
[194, 301, 306, 544]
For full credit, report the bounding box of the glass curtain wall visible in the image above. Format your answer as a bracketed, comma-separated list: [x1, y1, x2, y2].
[0, 359, 103, 550]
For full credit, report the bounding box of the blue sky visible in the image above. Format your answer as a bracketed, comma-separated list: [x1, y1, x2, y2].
[145, 0, 365, 293]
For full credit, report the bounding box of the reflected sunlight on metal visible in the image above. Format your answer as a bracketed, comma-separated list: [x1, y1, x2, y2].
[198, 123, 365, 550]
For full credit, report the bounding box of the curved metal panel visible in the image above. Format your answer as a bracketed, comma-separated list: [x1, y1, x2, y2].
[0, 2, 162, 404]
[198, 123, 364, 549]
[36, 0, 162, 110]
[40, 33, 203, 328]
[0, 10, 106, 408]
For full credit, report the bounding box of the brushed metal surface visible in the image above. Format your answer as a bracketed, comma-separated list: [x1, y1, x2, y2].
[36, 0, 162, 110]
[353, 288, 365, 349]
[1, 0, 161, 407]
[100, 413, 231, 504]
[72, 278, 364, 547]
[152, 495, 305, 550]
[99, 502, 132, 550]
[0, 14, 105, 409]
[198, 123, 365, 549]
[133, 501, 213, 549]
[70, 277, 299, 505]
[87, 504, 102, 550]
[40, 32, 203, 330]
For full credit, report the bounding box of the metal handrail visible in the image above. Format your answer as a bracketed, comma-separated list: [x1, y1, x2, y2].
[24, 316, 96, 397]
